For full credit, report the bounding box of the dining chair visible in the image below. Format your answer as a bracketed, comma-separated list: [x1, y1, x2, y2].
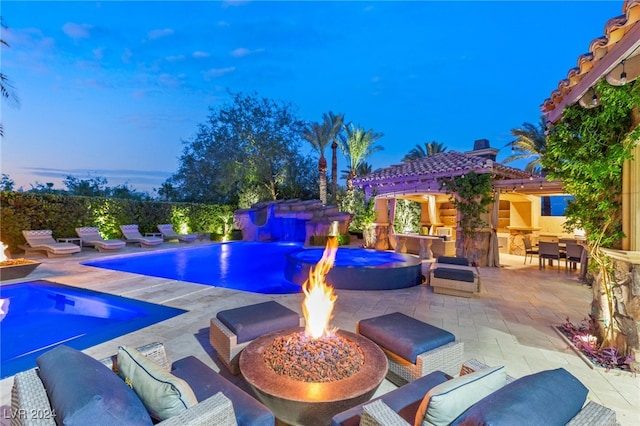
[565, 243, 584, 273]
[538, 241, 566, 272]
[523, 237, 538, 264]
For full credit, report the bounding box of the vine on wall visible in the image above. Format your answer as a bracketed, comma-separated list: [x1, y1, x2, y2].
[437, 172, 493, 258]
[543, 79, 640, 352]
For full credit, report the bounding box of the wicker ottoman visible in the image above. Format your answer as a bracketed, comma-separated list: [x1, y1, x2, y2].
[210, 301, 302, 374]
[357, 312, 464, 385]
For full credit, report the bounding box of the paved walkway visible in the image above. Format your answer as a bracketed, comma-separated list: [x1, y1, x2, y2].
[1, 241, 638, 425]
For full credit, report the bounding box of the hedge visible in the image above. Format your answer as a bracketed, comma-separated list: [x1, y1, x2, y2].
[0, 192, 235, 255]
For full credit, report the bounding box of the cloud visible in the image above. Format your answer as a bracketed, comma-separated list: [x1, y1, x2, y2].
[222, 0, 249, 8]
[62, 23, 92, 40]
[166, 54, 185, 62]
[230, 47, 265, 57]
[192, 51, 210, 58]
[158, 73, 182, 88]
[121, 48, 133, 64]
[24, 167, 173, 192]
[203, 67, 236, 79]
[148, 28, 174, 40]
[93, 47, 105, 60]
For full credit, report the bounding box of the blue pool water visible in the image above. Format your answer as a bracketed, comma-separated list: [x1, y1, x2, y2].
[0, 280, 186, 379]
[83, 242, 305, 294]
[82, 242, 422, 294]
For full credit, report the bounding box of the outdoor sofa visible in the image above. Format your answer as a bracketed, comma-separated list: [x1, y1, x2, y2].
[11, 342, 274, 426]
[331, 359, 616, 426]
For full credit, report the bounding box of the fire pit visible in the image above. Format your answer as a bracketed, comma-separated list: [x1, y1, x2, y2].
[0, 243, 40, 281]
[240, 328, 386, 425]
[240, 235, 387, 425]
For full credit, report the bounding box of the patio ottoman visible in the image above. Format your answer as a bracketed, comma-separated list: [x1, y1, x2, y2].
[356, 312, 463, 385]
[210, 301, 303, 374]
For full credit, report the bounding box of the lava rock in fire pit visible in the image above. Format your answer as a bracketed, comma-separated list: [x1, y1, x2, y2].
[263, 331, 365, 383]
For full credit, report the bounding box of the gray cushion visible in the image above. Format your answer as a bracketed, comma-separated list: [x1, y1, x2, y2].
[36, 345, 152, 426]
[451, 368, 588, 425]
[358, 312, 455, 363]
[216, 301, 299, 344]
[172, 356, 275, 426]
[437, 256, 469, 266]
[415, 366, 507, 426]
[117, 346, 198, 421]
[331, 370, 450, 426]
[433, 268, 475, 283]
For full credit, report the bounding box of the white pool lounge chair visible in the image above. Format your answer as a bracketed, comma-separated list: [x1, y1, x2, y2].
[75, 227, 126, 252]
[119, 224, 163, 248]
[20, 230, 81, 258]
[157, 224, 198, 243]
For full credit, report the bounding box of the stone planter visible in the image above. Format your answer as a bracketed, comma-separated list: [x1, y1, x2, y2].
[0, 260, 41, 281]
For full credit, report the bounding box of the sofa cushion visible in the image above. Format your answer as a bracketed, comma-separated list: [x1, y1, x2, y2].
[118, 345, 198, 421]
[36, 345, 152, 426]
[433, 268, 475, 283]
[216, 301, 300, 344]
[172, 356, 275, 426]
[437, 256, 469, 266]
[331, 370, 450, 426]
[358, 312, 455, 363]
[414, 366, 507, 426]
[451, 368, 588, 425]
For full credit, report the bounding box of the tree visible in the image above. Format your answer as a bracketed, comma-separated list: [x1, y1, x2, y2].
[157, 180, 179, 201]
[0, 17, 20, 138]
[302, 121, 330, 204]
[339, 124, 383, 192]
[402, 141, 446, 162]
[171, 92, 315, 206]
[63, 175, 108, 197]
[325, 111, 345, 202]
[340, 161, 372, 180]
[503, 117, 548, 174]
[0, 173, 14, 191]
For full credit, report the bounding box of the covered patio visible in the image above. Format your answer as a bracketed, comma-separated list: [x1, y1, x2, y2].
[353, 141, 565, 267]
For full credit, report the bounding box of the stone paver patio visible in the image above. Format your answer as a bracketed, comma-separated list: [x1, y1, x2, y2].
[1, 240, 637, 425]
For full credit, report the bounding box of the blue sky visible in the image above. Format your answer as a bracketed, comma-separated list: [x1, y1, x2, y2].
[1, 1, 623, 194]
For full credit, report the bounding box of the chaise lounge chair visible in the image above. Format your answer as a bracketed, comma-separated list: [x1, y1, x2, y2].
[119, 224, 163, 248]
[157, 224, 198, 243]
[20, 230, 81, 258]
[75, 227, 126, 252]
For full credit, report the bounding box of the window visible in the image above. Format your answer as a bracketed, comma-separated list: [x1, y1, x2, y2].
[541, 195, 573, 216]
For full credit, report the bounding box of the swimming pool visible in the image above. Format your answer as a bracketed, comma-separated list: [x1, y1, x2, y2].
[82, 241, 423, 294]
[83, 242, 304, 294]
[0, 280, 186, 379]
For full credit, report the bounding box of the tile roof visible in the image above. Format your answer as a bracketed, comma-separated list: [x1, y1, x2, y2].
[541, 0, 640, 121]
[352, 151, 531, 187]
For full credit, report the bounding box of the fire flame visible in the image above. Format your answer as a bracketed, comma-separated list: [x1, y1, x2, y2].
[0, 242, 8, 262]
[302, 236, 339, 339]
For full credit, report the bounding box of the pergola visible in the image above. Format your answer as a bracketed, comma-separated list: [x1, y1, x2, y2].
[352, 149, 564, 267]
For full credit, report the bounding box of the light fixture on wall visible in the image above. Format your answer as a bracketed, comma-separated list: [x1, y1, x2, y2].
[620, 60, 627, 84]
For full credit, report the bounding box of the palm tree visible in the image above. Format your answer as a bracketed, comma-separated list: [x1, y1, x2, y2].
[302, 121, 331, 204]
[340, 161, 372, 180]
[0, 17, 19, 138]
[324, 111, 344, 201]
[503, 117, 548, 174]
[339, 124, 383, 192]
[402, 141, 447, 162]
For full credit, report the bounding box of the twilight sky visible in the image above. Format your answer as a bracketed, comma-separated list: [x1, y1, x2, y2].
[0, 1, 623, 194]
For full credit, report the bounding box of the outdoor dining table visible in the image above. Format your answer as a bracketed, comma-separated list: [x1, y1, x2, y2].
[394, 233, 442, 260]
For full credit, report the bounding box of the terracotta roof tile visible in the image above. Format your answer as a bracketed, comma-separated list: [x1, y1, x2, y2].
[353, 151, 530, 186]
[541, 0, 640, 115]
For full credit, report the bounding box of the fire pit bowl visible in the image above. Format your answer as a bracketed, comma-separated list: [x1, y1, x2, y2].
[240, 327, 387, 426]
[0, 259, 41, 281]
